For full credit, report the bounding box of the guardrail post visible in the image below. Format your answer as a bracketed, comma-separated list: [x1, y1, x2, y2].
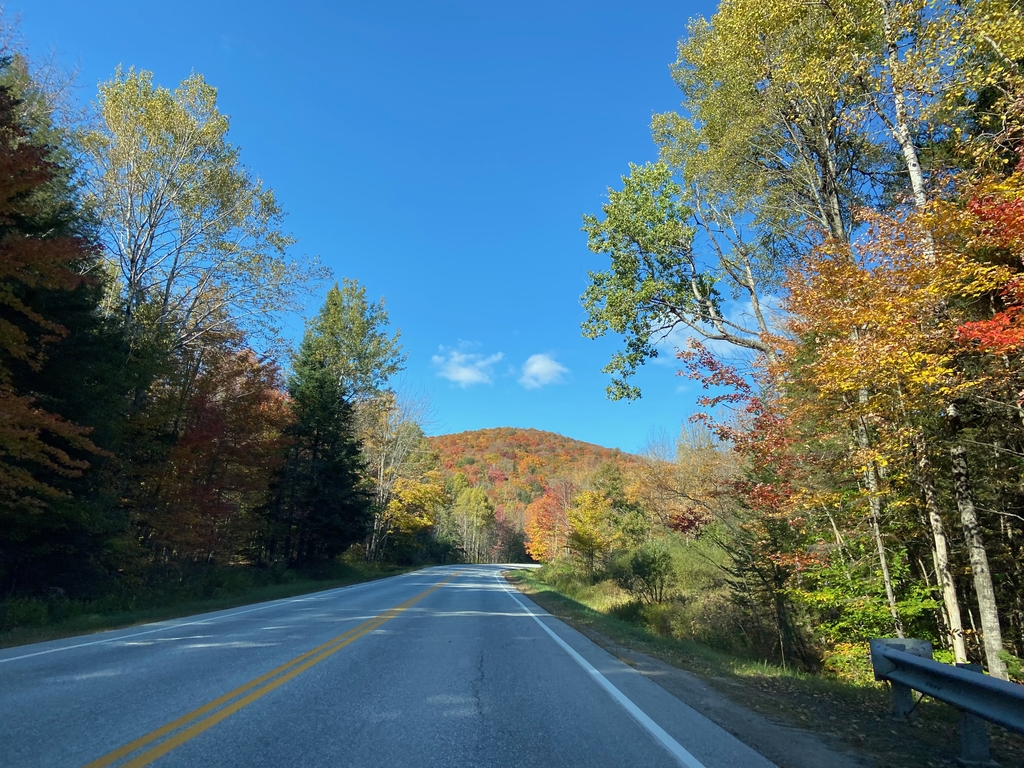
[870, 638, 933, 720]
[958, 712, 998, 767]
[870, 638, 1024, 766]
[890, 681, 916, 719]
[955, 663, 1000, 767]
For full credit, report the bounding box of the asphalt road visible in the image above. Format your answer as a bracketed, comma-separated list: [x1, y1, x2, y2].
[0, 566, 777, 767]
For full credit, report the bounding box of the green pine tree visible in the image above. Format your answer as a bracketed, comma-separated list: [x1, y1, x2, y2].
[265, 333, 371, 568]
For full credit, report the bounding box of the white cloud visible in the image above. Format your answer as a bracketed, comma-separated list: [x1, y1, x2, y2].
[519, 353, 569, 389]
[432, 346, 504, 387]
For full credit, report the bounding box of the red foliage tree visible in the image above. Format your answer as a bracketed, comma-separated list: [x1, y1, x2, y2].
[141, 343, 291, 564]
[0, 82, 99, 509]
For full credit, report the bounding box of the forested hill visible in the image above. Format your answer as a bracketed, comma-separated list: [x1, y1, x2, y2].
[426, 427, 634, 523]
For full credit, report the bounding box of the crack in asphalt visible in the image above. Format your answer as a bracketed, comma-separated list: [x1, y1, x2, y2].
[473, 647, 485, 718]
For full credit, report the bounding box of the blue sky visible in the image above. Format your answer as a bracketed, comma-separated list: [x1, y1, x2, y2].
[16, 0, 719, 453]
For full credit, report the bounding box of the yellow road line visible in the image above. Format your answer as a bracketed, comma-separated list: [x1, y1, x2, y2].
[85, 571, 460, 768]
[83, 625, 366, 767]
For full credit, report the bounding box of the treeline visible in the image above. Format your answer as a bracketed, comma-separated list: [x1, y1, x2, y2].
[0, 28, 496, 630]
[564, 0, 1024, 682]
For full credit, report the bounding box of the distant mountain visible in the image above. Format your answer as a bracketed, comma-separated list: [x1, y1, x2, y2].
[426, 427, 634, 525]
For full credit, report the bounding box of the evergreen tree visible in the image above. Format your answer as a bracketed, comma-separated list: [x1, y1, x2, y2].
[303, 279, 406, 402]
[265, 332, 371, 567]
[0, 61, 127, 598]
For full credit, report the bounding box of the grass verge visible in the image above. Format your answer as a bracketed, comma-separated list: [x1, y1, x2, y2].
[0, 563, 418, 650]
[506, 569, 1024, 768]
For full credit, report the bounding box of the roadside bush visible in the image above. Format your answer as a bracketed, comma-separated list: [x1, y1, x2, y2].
[540, 559, 586, 595]
[539, 534, 795, 660]
[612, 543, 674, 604]
[639, 601, 675, 635]
[667, 592, 740, 646]
[821, 642, 875, 684]
[609, 599, 644, 623]
[608, 598, 670, 633]
[0, 598, 49, 631]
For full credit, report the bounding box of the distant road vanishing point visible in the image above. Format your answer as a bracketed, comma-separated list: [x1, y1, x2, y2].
[0, 566, 776, 767]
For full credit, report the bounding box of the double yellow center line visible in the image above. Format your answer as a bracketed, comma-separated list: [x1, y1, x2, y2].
[85, 571, 461, 768]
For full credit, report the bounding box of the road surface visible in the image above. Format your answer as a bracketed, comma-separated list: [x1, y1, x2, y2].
[0, 565, 777, 767]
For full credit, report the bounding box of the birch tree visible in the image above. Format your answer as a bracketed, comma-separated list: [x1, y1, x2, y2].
[82, 68, 323, 350]
[646, 0, 1005, 657]
[451, 487, 495, 564]
[360, 391, 431, 560]
[582, 163, 778, 402]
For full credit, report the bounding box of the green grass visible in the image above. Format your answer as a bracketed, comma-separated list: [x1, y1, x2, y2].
[507, 569, 1024, 768]
[0, 563, 419, 650]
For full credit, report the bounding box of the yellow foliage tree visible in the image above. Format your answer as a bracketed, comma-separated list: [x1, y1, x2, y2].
[385, 473, 449, 537]
[567, 490, 621, 581]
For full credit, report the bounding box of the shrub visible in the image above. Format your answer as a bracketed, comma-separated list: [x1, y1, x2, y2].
[539, 559, 584, 592]
[610, 599, 644, 623]
[0, 598, 49, 631]
[821, 641, 876, 684]
[1000, 650, 1024, 684]
[612, 543, 675, 604]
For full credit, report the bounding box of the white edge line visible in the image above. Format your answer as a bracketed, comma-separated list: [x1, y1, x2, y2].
[0, 569, 427, 665]
[497, 573, 706, 768]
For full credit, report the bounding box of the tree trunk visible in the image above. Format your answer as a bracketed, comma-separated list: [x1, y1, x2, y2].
[877, 0, 928, 213]
[915, 432, 968, 663]
[367, 512, 387, 562]
[949, 428, 1008, 679]
[856, 403, 904, 637]
[876, 0, 939, 264]
[865, 472, 905, 638]
[823, 506, 853, 582]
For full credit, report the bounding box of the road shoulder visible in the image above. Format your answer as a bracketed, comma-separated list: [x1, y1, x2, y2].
[573, 624, 869, 768]
[506, 572, 868, 768]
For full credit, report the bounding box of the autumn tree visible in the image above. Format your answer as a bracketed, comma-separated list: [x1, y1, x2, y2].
[360, 391, 432, 561]
[451, 487, 495, 564]
[567, 490, 620, 582]
[524, 490, 570, 562]
[377, 473, 450, 563]
[81, 68, 323, 351]
[136, 341, 291, 567]
[0, 68, 113, 596]
[776, 213, 1008, 650]
[933, 161, 1024, 676]
[628, 423, 730, 536]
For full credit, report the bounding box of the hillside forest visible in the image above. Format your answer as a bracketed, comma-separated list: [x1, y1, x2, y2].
[3, 0, 1024, 691]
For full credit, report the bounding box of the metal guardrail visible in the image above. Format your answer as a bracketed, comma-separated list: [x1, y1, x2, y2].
[869, 638, 1024, 767]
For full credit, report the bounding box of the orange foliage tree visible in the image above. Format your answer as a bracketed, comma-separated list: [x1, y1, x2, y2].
[524, 489, 571, 562]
